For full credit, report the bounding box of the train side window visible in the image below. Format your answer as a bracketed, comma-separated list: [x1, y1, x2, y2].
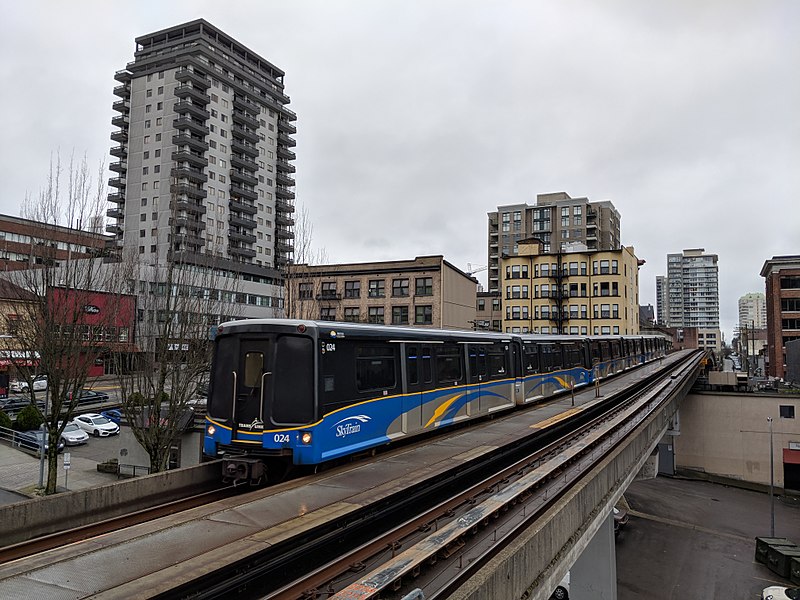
[244, 352, 264, 387]
[356, 345, 396, 392]
[488, 345, 507, 379]
[436, 344, 462, 383]
[524, 344, 539, 374]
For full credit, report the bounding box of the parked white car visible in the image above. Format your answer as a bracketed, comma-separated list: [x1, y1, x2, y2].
[763, 586, 800, 599]
[60, 421, 90, 446]
[550, 572, 570, 600]
[73, 413, 120, 437]
[10, 375, 48, 393]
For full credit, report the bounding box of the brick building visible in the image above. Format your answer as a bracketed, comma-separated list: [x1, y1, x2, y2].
[760, 255, 800, 379]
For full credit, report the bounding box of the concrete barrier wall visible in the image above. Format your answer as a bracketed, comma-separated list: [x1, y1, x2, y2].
[1, 461, 221, 547]
[449, 374, 687, 600]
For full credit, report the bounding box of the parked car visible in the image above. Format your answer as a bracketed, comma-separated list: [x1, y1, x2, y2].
[73, 413, 120, 437]
[60, 421, 90, 446]
[10, 375, 48, 393]
[71, 390, 110, 405]
[762, 586, 800, 599]
[613, 506, 629, 534]
[14, 430, 65, 456]
[0, 397, 44, 415]
[100, 409, 122, 425]
[550, 572, 570, 600]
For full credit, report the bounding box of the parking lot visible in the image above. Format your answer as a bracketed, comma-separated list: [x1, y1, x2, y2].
[617, 477, 800, 599]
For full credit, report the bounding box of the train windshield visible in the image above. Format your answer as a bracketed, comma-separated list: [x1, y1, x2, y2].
[209, 333, 315, 427]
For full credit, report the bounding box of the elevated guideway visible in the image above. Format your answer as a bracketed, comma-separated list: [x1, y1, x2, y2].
[0, 350, 703, 599]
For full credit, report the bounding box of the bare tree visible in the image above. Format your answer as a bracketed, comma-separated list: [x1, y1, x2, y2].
[107, 198, 240, 473]
[284, 203, 328, 320]
[0, 152, 118, 494]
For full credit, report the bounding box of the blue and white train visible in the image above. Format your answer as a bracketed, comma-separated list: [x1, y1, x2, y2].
[203, 319, 669, 483]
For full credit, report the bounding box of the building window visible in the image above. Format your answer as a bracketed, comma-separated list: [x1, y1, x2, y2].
[344, 307, 360, 322]
[477, 299, 486, 311]
[392, 306, 409, 325]
[320, 281, 337, 299]
[320, 308, 335, 321]
[368, 306, 384, 324]
[299, 282, 313, 299]
[392, 278, 409, 297]
[344, 280, 360, 299]
[415, 305, 432, 325]
[368, 279, 385, 298]
[780, 405, 795, 419]
[415, 277, 433, 296]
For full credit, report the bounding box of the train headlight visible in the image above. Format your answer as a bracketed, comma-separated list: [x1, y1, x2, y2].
[301, 431, 312, 445]
[207, 425, 216, 436]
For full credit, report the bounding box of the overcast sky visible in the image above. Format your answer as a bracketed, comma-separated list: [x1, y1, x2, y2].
[1, 1, 797, 341]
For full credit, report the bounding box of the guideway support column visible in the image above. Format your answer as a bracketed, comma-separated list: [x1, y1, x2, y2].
[571, 511, 617, 599]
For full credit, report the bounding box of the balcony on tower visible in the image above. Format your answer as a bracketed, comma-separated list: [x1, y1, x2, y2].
[275, 186, 295, 200]
[171, 149, 208, 168]
[106, 207, 125, 219]
[172, 134, 209, 153]
[277, 132, 296, 147]
[229, 198, 257, 215]
[107, 192, 125, 204]
[174, 84, 210, 105]
[275, 199, 295, 213]
[170, 183, 207, 200]
[111, 114, 129, 129]
[228, 244, 256, 259]
[232, 95, 260, 115]
[229, 213, 257, 229]
[275, 213, 295, 227]
[112, 99, 130, 114]
[109, 161, 127, 174]
[228, 229, 257, 245]
[110, 129, 128, 144]
[276, 146, 296, 160]
[276, 159, 296, 173]
[113, 84, 130, 98]
[275, 227, 293, 239]
[174, 100, 210, 121]
[231, 125, 259, 144]
[110, 145, 127, 159]
[105, 223, 123, 236]
[171, 166, 208, 184]
[230, 169, 258, 187]
[231, 139, 259, 158]
[232, 110, 259, 129]
[277, 118, 296, 134]
[175, 67, 211, 89]
[173, 117, 210, 137]
[171, 215, 206, 233]
[230, 184, 258, 202]
[172, 199, 207, 216]
[230, 154, 258, 172]
[108, 177, 126, 189]
[276, 172, 295, 187]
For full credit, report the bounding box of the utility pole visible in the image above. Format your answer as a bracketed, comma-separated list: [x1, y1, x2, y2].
[767, 416, 775, 537]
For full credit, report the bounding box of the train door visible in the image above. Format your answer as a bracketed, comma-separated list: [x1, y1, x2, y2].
[467, 344, 488, 415]
[230, 338, 271, 440]
[404, 344, 434, 433]
[424, 343, 467, 428]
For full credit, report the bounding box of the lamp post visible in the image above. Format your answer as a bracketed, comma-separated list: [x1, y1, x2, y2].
[767, 416, 775, 537]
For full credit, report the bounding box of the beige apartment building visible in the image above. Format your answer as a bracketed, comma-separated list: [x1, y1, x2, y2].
[500, 239, 640, 335]
[286, 256, 478, 330]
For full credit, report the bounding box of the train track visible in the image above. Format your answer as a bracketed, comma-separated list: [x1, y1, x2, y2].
[0, 484, 239, 564]
[153, 351, 702, 599]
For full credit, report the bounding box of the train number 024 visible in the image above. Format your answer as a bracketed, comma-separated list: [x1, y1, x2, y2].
[273, 433, 291, 443]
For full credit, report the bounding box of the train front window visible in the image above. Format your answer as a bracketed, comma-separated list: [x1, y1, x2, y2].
[244, 352, 264, 387]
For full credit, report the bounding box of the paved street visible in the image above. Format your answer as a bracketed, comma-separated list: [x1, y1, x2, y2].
[617, 477, 800, 599]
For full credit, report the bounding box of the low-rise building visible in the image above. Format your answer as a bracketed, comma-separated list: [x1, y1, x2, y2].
[287, 256, 478, 330]
[500, 239, 640, 335]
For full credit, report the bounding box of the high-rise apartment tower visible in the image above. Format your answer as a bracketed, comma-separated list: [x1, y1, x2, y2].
[487, 192, 620, 295]
[658, 248, 721, 352]
[108, 19, 296, 314]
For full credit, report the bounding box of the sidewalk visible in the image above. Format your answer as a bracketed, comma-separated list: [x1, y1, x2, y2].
[0, 443, 119, 502]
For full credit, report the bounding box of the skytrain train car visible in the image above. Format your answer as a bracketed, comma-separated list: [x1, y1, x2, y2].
[203, 318, 668, 483]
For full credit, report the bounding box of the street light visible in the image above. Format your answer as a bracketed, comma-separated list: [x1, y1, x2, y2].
[767, 416, 775, 537]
